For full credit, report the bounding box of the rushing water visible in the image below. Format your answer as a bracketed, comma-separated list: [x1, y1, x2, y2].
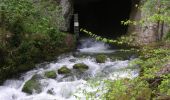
[0, 38, 139, 100]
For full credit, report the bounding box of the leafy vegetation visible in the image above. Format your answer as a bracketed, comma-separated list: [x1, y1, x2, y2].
[75, 44, 170, 99]
[0, 0, 75, 83]
[80, 28, 136, 47]
[77, 0, 170, 99]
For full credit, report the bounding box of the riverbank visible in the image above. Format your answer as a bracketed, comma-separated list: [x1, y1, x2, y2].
[0, 38, 139, 100]
[0, 31, 76, 84]
[100, 41, 170, 99]
[0, 0, 76, 84]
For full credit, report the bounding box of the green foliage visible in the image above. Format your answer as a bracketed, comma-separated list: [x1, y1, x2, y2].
[0, 0, 74, 83]
[156, 74, 170, 96]
[0, 0, 63, 34]
[76, 46, 170, 99]
[122, 0, 170, 40]
[142, 0, 170, 23]
[132, 48, 170, 79]
[105, 78, 151, 100]
[80, 28, 136, 47]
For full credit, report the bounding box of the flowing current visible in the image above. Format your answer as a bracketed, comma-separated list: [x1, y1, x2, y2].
[0, 38, 139, 100]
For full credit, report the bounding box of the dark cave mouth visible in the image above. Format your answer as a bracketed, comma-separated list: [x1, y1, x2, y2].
[73, 0, 132, 39]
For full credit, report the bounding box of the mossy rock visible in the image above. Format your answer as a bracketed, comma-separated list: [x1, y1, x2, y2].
[110, 50, 138, 61]
[73, 63, 89, 72]
[96, 54, 107, 63]
[44, 71, 57, 79]
[58, 66, 71, 74]
[22, 75, 41, 94]
[110, 56, 124, 61]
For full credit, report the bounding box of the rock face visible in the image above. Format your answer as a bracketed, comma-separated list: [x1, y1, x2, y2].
[128, 0, 170, 45]
[59, 0, 73, 32]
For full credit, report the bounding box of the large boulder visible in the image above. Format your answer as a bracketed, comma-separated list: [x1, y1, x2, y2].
[73, 63, 89, 72]
[96, 54, 107, 63]
[58, 66, 71, 74]
[44, 71, 57, 79]
[22, 75, 42, 94]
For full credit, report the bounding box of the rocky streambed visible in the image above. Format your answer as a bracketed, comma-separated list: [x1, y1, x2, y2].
[0, 38, 139, 100]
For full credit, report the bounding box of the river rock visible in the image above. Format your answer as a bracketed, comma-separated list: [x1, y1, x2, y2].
[69, 59, 77, 62]
[22, 75, 42, 94]
[73, 63, 89, 72]
[44, 71, 57, 79]
[47, 88, 55, 95]
[58, 66, 71, 74]
[96, 54, 107, 63]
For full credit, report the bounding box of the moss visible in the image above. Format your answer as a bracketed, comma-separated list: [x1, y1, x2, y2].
[96, 54, 107, 63]
[110, 50, 138, 60]
[73, 63, 89, 72]
[44, 71, 57, 79]
[22, 75, 41, 94]
[58, 66, 71, 74]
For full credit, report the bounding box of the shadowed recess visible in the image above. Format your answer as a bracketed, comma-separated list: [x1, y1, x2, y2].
[74, 0, 132, 39]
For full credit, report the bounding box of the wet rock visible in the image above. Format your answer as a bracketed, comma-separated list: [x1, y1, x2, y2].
[44, 71, 57, 79]
[69, 59, 76, 62]
[58, 66, 71, 74]
[22, 75, 42, 94]
[73, 63, 89, 72]
[47, 88, 55, 95]
[96, 54, 107, 63]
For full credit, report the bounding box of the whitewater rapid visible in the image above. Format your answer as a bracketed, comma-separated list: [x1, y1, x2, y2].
[0, 38, 139, 100]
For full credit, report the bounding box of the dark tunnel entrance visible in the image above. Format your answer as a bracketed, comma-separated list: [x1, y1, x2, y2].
[73, 0, 132, 39]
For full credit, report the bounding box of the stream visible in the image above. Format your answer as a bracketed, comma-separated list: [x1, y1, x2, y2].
[0, 38, 139, 100]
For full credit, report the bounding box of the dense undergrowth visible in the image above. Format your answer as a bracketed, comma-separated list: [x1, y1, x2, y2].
[107, 44, 170, 100]
[0, 0, 75, 83]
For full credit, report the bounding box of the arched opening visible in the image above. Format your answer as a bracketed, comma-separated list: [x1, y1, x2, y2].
[74, 0, 132, 39]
